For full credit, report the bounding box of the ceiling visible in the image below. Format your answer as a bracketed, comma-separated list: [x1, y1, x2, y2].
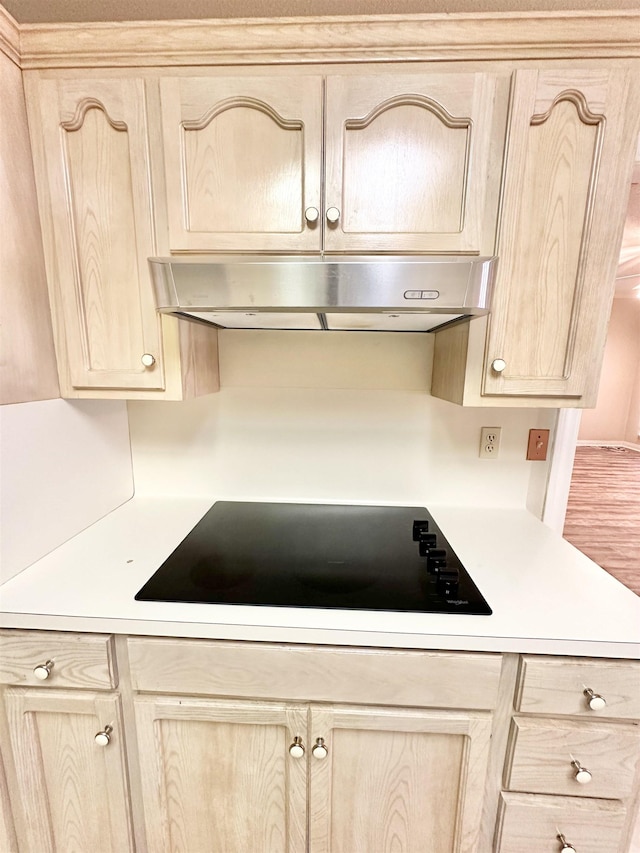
[4, 0, 640, 23]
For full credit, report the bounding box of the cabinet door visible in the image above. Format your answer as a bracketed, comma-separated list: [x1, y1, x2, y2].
[484, 68, 640, 401]
[135, 695, 307, 853]
[34, 77, 164, 392]
[4, 688, 133, 853]
[309, 705, 492, 853]
[324, 72, 506, 253]
[160, 75, 323, 252]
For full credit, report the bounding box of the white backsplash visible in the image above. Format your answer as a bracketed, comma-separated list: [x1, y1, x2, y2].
[128, 330, 556, 511]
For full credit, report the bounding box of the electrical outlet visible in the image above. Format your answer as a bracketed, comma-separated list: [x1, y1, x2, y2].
[527, 429, 550, 461]
[479, 426, 501, 459]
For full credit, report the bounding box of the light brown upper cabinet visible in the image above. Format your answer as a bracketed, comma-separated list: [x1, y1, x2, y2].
[24, 74, 219, 399]
[432, 67, 640, 407]
[160, 75, 323, 253]
[158, 70, 508, 255]
[323, 72, 505, 254]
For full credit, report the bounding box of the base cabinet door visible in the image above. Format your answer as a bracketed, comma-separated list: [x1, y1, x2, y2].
[134, 696, 308, 853]
[4, 688, 134, 853]
[308, 705, 492, 853]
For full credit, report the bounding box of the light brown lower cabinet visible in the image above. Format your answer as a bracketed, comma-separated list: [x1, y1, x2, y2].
[4, 688, 134, 852]
[134, 696, 491, 853]
[1, 630, 640, 852]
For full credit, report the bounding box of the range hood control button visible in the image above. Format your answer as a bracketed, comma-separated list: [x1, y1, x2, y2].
[403, 290, 440, 300]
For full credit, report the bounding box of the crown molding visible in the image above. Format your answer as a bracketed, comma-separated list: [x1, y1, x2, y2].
[16, 10, 640, 68]
[0, 3, 20, 66]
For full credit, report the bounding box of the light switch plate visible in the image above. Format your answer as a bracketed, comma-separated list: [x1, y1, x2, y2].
[527, 429, 550, 461]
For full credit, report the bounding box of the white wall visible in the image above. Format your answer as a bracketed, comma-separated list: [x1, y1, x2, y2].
[0, 399, 134, 582]
[578, 298, 640, 444]
[128, 330, 555, 512]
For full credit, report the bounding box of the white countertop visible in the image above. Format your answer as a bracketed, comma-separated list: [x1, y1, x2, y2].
[1, 496, 638, 658]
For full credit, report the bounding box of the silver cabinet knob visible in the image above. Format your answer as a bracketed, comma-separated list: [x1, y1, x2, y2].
[312, 737, 328, 759]
[583, 688, 606, 711]
[325, 207, 340, 224]
[289, 736, 305, 758]
[557, 833, 576, 852]
[571, 760, 592, 784]
[33, 660, 54, 680]
[141, 353, 156, 368]
[304, 207, 319, 224]
[94, 725, 113, 747]
[491, 358, 507, 373]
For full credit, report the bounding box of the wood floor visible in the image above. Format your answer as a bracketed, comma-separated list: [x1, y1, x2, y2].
[563, 445, 640, 596]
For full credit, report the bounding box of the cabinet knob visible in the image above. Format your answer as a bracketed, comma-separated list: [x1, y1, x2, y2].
[312, 737, 328, 759]
[325, 207, 340, 224]
[33, 660, 54, 680]
[583, 688, 606, 711]
[289, 736, 305, 758]
[557, 833, 577, 852]
[141, 353, 156, 368]
[94, 725, 113, 747]
[571, 759, 592, 784]
[304, 207, 319, 224]
[491, 358, 507, 373]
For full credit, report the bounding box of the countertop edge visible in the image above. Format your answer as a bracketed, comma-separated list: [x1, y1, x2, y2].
[1, 610, 639, 660]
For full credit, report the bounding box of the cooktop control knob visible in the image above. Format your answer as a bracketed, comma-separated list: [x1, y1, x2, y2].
[418, 533, 437, 555]
[412, 520, 429, 540]
[427, 549, 447, 574]
[437, 568, 460, 597]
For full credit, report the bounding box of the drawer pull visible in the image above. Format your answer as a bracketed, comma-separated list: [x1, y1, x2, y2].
[557, 833, 577, 852]
[571, 759, 592, 784]
[583, 687, 606, 711]
[289, 736, 305, 758]
[94, 725, 113, 747]
[312, 737, 328, 759]
[33, 660, 54, 680]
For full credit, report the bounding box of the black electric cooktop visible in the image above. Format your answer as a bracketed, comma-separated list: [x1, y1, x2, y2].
[135, 502, 492, 615]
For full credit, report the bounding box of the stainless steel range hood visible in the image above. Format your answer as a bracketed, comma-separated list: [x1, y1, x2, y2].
[149, 255, 495, 332]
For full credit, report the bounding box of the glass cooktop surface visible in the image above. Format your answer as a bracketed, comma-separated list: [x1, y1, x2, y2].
[135, 502, 492, 615]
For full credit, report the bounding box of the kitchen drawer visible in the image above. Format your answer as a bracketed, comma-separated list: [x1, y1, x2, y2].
[496, 792, 627, 853]
[127, 637, 502, 709]
[516, 656, 640, 720]
[0, 630, 116, 690]
[505, 716, 640, 800]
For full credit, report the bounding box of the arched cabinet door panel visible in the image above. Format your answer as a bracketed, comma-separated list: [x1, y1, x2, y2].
[483, 68, 639, 401]
[324, 71, 508, 254]
[160, 75, 323, 253]
[34, 78, 165, 392]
